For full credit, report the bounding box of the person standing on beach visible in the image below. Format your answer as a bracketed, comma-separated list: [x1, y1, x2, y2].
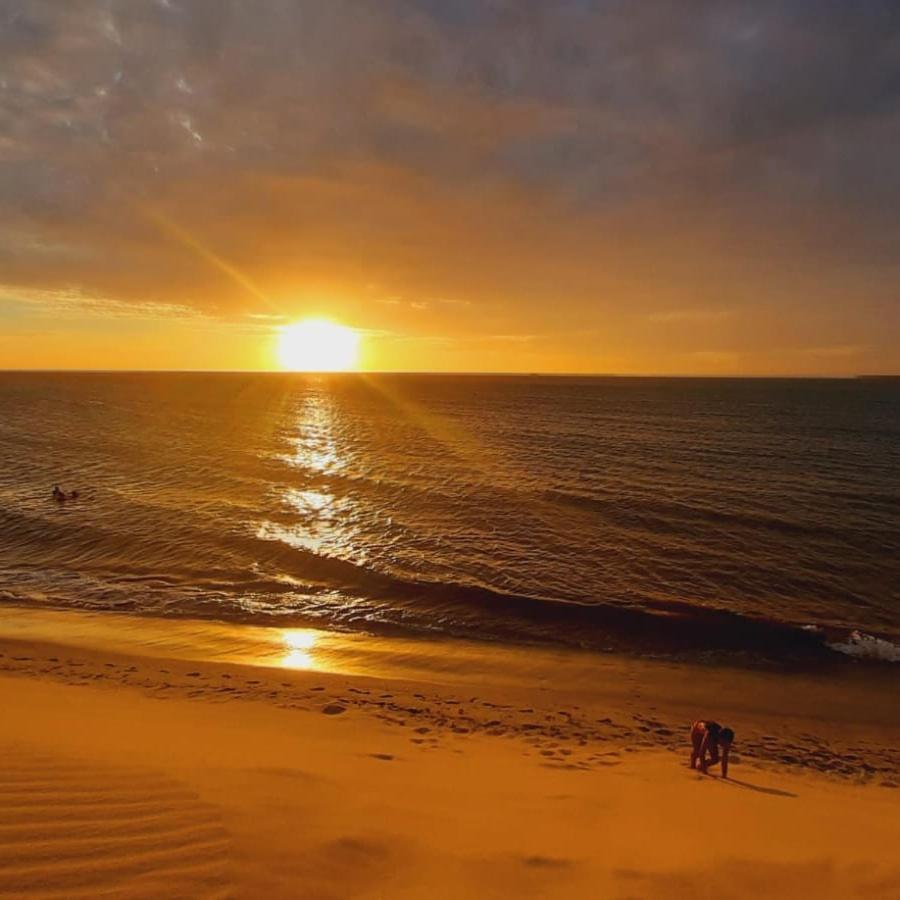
[690, 720, 734, 778]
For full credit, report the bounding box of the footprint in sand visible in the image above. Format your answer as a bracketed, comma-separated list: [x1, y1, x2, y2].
[0, 745, 232, 898]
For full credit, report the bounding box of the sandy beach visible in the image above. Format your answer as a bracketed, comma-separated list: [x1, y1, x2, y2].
[6, 0, 900, 895]
[0, 609, 898, 899]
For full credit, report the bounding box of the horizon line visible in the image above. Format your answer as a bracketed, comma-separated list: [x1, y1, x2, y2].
[1, 369, 897, 379]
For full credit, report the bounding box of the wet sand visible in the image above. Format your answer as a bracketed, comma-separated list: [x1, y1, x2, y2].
[0, 608, 899, 898]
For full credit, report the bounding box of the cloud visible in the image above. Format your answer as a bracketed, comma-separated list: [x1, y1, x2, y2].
[798, 344, 868, 359]
[643, 308, 736, 324]
[1, 1, 899, 372]
[1, 284, 205, 322]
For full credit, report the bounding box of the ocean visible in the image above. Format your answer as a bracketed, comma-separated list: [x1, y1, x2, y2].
[1, 373, 898, 664]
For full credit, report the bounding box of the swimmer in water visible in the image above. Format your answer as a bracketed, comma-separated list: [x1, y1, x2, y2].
[690, 720, 735, 778]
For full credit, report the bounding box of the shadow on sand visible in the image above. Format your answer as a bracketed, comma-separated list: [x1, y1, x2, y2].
[721, 776, 798, 798]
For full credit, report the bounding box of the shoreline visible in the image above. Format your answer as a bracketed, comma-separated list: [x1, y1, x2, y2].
[2, 598, 898, 673]
[1, 606, 899, 897]
[1, 604, 899, 754]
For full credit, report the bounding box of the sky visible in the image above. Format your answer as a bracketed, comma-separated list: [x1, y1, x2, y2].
[1, 0, 899, 374]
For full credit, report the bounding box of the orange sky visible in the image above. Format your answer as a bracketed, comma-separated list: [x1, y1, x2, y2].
[2, 2, 899, 375]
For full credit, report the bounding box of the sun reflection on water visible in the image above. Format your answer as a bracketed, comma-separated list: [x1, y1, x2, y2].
[281, 628, 319, 669]
[280, 391, 346, 475]
[283, 488, 334, 517]
[261, 387, 367, 563]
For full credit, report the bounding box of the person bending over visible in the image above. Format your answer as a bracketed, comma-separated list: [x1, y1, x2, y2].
[690, 720, 734, 778]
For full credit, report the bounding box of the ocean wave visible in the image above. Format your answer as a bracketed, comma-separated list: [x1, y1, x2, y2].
[827, 631, 900, 663]
[2, 372, 899, 668]
[540, 488, 852, 539]
[0, 495, 894, 664]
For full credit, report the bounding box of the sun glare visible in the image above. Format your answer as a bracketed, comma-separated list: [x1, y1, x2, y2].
[277, 319, 360, 371]
[281, 629, 319, 670]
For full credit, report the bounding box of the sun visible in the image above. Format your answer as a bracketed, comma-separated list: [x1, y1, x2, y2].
[277, 319, 360, 371]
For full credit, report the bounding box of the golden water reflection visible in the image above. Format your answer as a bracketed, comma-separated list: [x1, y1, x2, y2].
[281, 628, 319, 669]
[284, 489, 334, 515]
[281, 390, 346, 475]
[266, 388, 364, 563]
